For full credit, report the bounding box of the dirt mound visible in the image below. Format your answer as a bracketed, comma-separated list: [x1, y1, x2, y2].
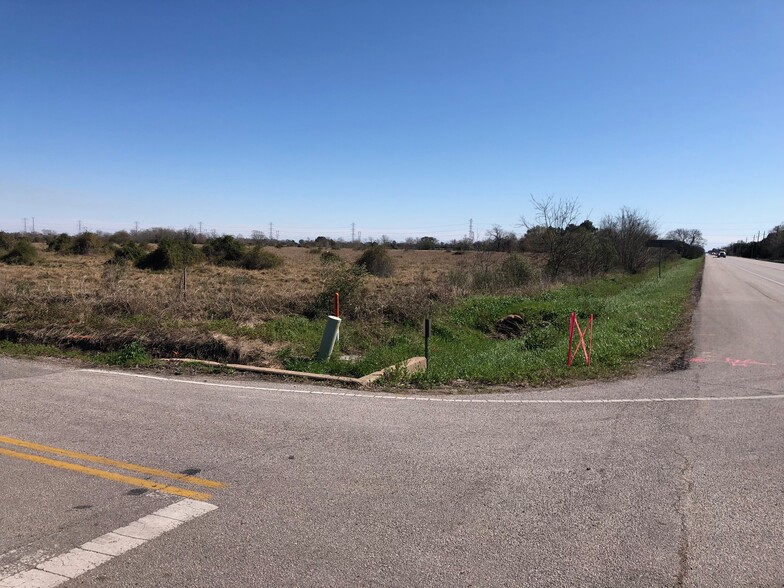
[494, 314, 528, 339]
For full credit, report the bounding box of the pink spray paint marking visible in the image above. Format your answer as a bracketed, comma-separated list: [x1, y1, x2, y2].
[725, 358, 773, 368]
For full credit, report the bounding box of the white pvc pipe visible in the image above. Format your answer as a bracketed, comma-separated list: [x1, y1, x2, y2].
[318, 315, 342, 360]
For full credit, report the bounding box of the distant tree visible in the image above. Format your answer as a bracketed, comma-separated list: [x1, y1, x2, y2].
[484, 225, 516, 252]
[766, 224, 784, 259]
[417, 236, 439, 250]
[601, 207, 658, 273]
[313, 236, 333, 248]
[108, 230, 133, 245]
[519, 195, 589, 278]
[666, 228, 706, 249]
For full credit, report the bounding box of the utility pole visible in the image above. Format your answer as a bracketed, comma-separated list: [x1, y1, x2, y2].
[23, 218, 27, 233]
[78, 220, 82, 233]
[468, 218, 474, 243]
[357, 231, 361, 243]
[269, 222, 273, 241]
[32, 217, 35, 233]
[351, 223, 356, 242]
[198, 221, 203, 238]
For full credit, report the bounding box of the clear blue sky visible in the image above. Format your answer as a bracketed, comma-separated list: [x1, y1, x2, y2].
[1, 1, 782, 249]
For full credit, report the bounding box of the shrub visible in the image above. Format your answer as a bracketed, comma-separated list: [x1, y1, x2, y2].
[71, 232, 104, 255]
[203, 235, 247, 265]
[0, 231, 14, 253]
[108, 230, 133, 245]
[2, 239, 38, 265]
[106, 341, 151, 366]
[499, 254, 536, 287]
[108, 242, 146, 265]
[465, 253, 537, 293]
[241, 246, 284, 270]
[136, 239, 202, 270]
[311, 261, 368, 318]
[47, 233, 73, 253]
[320, 250, 341, 264]
[679, 243, 705, 260]
[355, 245, 394, 277]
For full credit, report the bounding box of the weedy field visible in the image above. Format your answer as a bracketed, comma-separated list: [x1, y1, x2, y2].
[0, 245, 702, 387]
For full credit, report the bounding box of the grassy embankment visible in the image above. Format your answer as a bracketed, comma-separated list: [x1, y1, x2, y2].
[269, 257, 702, 385]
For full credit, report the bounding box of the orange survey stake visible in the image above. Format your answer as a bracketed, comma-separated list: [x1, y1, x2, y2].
[567, 312, 593, 366]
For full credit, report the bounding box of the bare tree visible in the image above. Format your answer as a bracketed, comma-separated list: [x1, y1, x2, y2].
[485, 224, 516, 252]
[519, 195, 586, 278]
[666, 228, 706, 248]
[601, 207, 658, 273]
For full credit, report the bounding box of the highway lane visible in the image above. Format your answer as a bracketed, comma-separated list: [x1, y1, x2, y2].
[694, 256, 784, 370]
[0, 257, 782, 587]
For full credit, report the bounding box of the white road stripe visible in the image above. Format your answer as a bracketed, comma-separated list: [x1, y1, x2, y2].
[734, 265, 784, 287]
[37, 548, 112, 579]
[0, 499, 217, 587]
[82, 369, 784, 404]
[80, 533, 146, 557]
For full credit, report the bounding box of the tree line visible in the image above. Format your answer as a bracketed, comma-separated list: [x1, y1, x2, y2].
[1, 196, 706, 276]
[724, 223, 784, 260]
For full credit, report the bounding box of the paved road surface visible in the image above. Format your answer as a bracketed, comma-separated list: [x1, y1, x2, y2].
[1, 256, 782, 587]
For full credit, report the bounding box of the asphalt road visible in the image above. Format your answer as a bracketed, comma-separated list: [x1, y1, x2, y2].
[1, 256, 782, 587]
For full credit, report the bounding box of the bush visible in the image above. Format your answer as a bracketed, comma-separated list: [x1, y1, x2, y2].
[136, 239, 202, 270]
[355, 245, 394, 277]
[47, 233, 73, 253]
[108, 242, 146, 265]
[678, 243, 705, 260]
[2, 239, 38, 265]
[311, 261, 368, 319]
[241, 246, 284, 270]
[320, 250, 341, 264]
[464, 253, 538, 293]
[0, 231, 15, 253]
[108, 230, 133, 245]
[71, 232, 104, 255]
[106, 341, 151, 366]
[203, 235, 247, 265]
[499, 254, 536, 287]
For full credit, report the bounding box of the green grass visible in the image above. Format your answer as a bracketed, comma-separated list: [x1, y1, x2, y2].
[0, 340, 86, 360]
[411, 259, 700, 385]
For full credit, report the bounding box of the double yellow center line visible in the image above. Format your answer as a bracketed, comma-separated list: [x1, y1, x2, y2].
[0, 435, 225, 501]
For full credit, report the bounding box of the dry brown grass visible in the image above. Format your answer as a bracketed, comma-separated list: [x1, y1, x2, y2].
[0, 247, 538, 341]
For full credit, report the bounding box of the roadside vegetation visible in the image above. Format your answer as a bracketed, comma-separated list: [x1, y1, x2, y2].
[723, 222, 784, 260]
[0, 199, 705, 386]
